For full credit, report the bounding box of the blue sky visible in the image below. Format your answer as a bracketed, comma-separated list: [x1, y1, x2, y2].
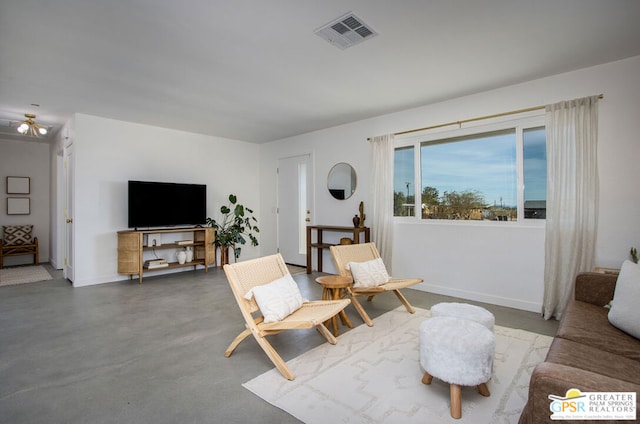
[394, 127, 546, 207]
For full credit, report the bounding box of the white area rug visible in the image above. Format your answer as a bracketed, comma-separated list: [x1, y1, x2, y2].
[244, 307, 552, 424]
[0, 265, 52, 287]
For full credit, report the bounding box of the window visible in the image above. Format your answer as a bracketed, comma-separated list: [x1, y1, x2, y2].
[394, 119, 546, 222]
[393, 146, 415, 216]
[523, 127, 547, 219]
[421, 129, 516, 220]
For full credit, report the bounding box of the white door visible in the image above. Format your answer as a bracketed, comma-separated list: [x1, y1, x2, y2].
[277, 154, 313, 266]
[63, 142, 74, 283]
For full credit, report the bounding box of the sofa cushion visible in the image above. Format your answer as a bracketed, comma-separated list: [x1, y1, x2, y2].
[556, 300, 640, 361]
[545, 337, 640, 385]
[574, 272, 617, 306]
[608, 260, 640, 339]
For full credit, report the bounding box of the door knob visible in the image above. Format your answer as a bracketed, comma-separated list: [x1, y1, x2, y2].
[305, 218, 310, 222]
[66, 218, 73, 223]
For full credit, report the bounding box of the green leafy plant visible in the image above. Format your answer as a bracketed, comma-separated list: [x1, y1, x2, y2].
[206, 194, 259, 261]
[631, 247, 638, 264]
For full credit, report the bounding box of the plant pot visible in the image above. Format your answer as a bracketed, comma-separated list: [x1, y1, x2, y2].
[219, 245, 232, 267]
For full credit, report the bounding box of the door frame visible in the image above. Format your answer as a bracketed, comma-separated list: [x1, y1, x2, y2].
[276, 153, 314, 266]
[63, 140, 74, 283]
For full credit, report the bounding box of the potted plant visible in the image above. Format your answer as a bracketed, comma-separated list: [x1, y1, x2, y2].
[206, 194, 259, 266]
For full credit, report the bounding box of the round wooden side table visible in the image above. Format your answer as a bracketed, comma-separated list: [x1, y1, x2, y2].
[315, 275, 354, 336]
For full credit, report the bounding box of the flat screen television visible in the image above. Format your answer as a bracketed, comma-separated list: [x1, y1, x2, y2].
[128, 180, 206, 229]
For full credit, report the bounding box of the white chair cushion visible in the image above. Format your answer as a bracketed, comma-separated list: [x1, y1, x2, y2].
[348, 258, 390, 288]
[608, 260, 640, 339]
[244, 273, 304, 323]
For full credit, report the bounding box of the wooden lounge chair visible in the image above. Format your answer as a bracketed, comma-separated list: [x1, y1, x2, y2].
[330, 242, 423, 326]
[223, 253, 350, 380]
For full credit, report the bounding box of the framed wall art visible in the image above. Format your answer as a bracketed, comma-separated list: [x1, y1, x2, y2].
[6, 176, 30, 194]
[7, 197, 30, 215]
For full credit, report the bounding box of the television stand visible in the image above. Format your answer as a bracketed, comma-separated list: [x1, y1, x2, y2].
[117, 227, 215, 283]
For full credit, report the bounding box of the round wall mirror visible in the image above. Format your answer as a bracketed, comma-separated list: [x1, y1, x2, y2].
[327, 162, 357, 200]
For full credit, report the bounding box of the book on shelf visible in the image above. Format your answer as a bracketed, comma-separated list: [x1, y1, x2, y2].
[145, 262, 169, 269]
[175, 240, 194, 245]
[145, 258, 167, 265]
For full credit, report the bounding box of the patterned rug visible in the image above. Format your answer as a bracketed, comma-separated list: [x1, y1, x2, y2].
[0, 265, 52, 287]
[243, 307, 553, 424]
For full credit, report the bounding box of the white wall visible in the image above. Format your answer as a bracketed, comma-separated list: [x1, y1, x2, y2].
[70, 114, 261, 286]
[260, 55, 640, 313]
[0, 138, 51, 266]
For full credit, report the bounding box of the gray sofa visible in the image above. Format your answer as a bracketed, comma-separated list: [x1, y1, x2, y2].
[519, 272, 640, 423]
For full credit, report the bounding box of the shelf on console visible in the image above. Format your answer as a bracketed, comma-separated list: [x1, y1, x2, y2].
[118, 226, 215, 283]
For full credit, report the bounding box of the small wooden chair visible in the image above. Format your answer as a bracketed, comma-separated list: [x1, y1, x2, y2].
[223, 253, 350, 380]
[330, 242, 423, 326]
[1, 225, 39, 269]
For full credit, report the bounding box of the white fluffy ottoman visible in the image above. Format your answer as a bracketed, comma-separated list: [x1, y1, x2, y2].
[430, 302, 495, 330]
[419, 316, 495, 419]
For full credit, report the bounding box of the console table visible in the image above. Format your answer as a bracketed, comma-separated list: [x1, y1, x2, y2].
[306, 225, 370, 273]
[118, 227, 215, 283]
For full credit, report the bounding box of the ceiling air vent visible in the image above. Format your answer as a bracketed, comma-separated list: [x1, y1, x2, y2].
[314, 12, 378, 50]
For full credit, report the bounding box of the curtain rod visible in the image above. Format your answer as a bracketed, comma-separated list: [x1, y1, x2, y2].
[370, 94, 604, 139]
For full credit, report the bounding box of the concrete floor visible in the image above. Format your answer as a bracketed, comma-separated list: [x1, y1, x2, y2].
[0, 264, 558, 424]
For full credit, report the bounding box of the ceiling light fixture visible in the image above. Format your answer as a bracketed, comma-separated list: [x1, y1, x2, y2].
[16, 113, 48, 136]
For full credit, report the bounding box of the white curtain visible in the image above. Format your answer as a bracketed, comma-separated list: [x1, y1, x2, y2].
[369, 134, 395, 271]
[542, 95, 599, 320]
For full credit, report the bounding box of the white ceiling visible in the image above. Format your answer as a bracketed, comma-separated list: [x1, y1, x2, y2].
[1, 0, 640, 144]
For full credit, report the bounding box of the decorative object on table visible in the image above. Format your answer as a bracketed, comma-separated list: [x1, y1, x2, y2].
[339, 237, 353, 245]
[352, 214, 360, 228]
[185, 246, 193, 262]
[176, 250, 187, 264]
[630, 247, 638, 263]
[206, 194, 259, 266]
[358, 201, 366, 228]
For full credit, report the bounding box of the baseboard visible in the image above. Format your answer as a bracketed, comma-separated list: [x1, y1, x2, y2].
[71, 265, 220, 287]
[412, 282, 542, 313]
[49, 258, 63, 270]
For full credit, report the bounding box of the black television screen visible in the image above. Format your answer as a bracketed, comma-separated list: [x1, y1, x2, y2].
[128, 180, 206, 228]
